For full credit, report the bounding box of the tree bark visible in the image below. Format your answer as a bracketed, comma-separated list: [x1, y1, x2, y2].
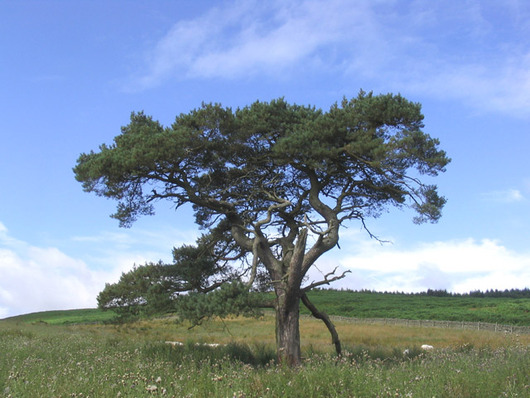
[275, 290, 302, 366]
[273, 229, 307, 367]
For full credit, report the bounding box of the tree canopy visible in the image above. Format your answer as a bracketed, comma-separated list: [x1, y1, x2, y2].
[75, 91, 450, 365]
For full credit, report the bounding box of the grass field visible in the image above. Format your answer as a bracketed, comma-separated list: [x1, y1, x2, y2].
[1, 311, 529, 397]
[2, 291, 529, 396]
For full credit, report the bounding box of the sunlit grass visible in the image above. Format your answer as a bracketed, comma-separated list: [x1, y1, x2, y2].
[105, 313, 528, 352]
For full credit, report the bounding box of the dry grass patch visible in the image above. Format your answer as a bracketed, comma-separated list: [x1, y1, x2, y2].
[73, 314, 529, 353]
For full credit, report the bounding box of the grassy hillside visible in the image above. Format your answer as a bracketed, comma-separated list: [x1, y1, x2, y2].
[2, 308, 117, 325]
[302, 290, 530, 326]
[4, 290, 529, 326]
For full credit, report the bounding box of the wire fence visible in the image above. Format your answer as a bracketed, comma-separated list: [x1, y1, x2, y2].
[326, 315, 530, 334]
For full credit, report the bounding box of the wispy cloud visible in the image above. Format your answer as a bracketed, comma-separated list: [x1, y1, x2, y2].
[400, 55, 530, 119]
[129, 0, 378, 88]
[128, 0, 530, 118]
[481, 189, 525, 203]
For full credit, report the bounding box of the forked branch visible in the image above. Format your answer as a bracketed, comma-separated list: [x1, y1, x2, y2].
[301, 266, 351, 292]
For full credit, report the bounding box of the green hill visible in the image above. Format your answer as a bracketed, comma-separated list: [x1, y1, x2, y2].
[2, 308, 117, 325]
[300, 289, 530, 326]
[3, 290, 529, 326]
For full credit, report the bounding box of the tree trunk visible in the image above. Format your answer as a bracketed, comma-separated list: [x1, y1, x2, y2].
[275, 289, 302, 366]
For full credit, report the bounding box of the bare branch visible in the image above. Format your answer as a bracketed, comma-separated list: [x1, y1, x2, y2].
[255, 199, 292, 229]
[301, 266, 351, 292]
[246, 238, 260, 289]
[359, 216, 391, 244]
[301, 293, 342, 356]
[303, 214, 332, 236]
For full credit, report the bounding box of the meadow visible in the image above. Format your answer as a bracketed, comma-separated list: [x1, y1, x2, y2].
[1, 309, 529, 397]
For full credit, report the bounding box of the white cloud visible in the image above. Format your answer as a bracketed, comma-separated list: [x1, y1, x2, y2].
[0, 244, 110, 319]
[316, 236, 530, 293]
[2, 216, 529, 318]
[0, 216, 202, 319]
[481, 189, 524, 203]
[358, 2, 530, 118]
[400, 55, 530, 119]
[130, 0, 376, 88]
[0, 222, 194, 319]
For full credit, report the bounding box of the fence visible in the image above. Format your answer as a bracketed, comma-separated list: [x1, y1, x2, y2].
[326, 315, 530, 334]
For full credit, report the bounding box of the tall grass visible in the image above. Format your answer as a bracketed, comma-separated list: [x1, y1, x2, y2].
[1, 316, 528, 397]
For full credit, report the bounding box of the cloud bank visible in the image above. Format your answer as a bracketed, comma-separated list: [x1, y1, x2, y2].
[0, 223, 111, 318]
[0, 222, 193, 319]
[2, 220, 529, 318]
[317, 234, 530, 293]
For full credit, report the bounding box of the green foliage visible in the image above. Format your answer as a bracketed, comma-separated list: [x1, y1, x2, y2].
[175, 282, 265, 326]
[76, 92, 449, 299]
[97, 262, 179, 319]
[96, 232, 256, 321]
[74, 93, 449, 230]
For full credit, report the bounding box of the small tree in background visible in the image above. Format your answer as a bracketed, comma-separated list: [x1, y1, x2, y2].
[75, 91, 450, 366]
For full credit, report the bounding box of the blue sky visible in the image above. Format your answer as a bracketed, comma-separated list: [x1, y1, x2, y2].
[1, 0, 529, 318]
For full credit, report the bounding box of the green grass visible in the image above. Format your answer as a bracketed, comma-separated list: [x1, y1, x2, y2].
[1, 317, 528, 397]
[301, 290, 530, 325]
[2, 308, 117, 325]
[5, 290, 529, 327]
[5, 290, 530, 326]
[2, 290, 529, 396]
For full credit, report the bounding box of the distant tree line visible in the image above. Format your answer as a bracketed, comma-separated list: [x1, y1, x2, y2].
[331, 288, 530, 298]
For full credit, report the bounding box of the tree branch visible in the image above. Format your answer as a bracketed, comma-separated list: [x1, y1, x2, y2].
[359, 216, 391, 244]
[301, 293, 342, 356]
[255, 198, 292, 229]
[301, 267, 351, 292]
[246, 238, 260, 289]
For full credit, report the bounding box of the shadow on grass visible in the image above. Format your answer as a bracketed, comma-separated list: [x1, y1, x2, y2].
[141, 341, 277, 367]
